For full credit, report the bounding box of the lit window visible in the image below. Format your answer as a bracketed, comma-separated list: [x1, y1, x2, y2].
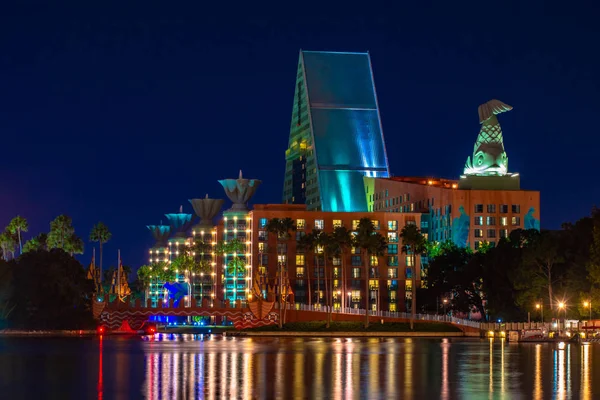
[314, 219, 324, 229]
[352, 268, 361, 278]
[511, 216, 520, 226]
[388, 256, 398, 266]
[388, 220, 398, 231]
[295, 254, 305, 265]
[371, 220, 380, 230]
[500, 217, 508, 226]
[259, 218, 268, 228]
[500, 229, 508, 238]
[296, 267, 305, 277]
[474, 216, 483, 226]
[486, 216, 496, 225]
[474, 229, 483, 238]
[406, 256, 414, 267]
[370, 255, 378, 266]
[296, 219, 305, 229]
[333, 219, 342, 228]
[388, 232, 398, 243]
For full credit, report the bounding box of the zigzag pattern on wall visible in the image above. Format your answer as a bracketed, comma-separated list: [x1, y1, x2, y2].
[99, 309, 279, 330]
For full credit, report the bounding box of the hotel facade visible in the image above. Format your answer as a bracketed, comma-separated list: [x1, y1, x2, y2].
[142, 51, 540, 313]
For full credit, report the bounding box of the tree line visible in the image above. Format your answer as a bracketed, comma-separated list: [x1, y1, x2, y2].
[0, 215, 113, 329]
[423, 207, 600, 322]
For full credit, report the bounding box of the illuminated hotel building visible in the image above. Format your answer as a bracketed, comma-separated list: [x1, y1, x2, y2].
[247, 204, 422, 312]
[282, 50, 390, 212]
[364, 100, 540, 250]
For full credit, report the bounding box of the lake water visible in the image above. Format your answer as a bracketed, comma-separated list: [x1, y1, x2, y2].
[0, 334, 597, 399]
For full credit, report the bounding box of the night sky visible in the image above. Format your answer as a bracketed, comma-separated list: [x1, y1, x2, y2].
[1, 3, 598, 268]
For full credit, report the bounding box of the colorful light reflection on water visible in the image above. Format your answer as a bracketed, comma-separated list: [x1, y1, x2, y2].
[0, 335, 599, 398]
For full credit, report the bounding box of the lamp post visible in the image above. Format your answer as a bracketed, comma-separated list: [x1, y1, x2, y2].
[443, 299, 448, 317]
[558, 302, 566, 333]
[535, 302, 544, 323]
[584, 301, 592, 322]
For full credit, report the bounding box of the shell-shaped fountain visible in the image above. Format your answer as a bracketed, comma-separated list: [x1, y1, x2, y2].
[189, 194, 224, 230]
[165, 206, 194, 239]
[218, 170, 262, 212]
[147, 225, 171, 248]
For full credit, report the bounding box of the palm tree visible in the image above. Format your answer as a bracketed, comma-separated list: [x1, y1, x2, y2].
[65, 233, 84, 257]
[313, 230, 331, 321]
[355, 218, 387, 328]
[7, 216, 28, 255]
[266, 217, 296, 328]
[23, 233, 48, 253]
[90, 222, 112, 284]
[400, 224, 427, 330]
[137, 265, 153, 301]
[0, 232, 16, 261]
[296, 232, 315, 306]
[48, 215, 75, 249]
[329, 226, 353, 312]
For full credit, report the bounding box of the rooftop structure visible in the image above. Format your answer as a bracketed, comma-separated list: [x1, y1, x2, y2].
[282, 50, 390, 212]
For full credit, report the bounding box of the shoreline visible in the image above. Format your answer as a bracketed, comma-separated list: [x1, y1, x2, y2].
[0, 330, 97, 337]
[228, 331, 472, 338]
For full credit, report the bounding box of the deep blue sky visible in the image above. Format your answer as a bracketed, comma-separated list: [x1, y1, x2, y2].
[1, 2, 598, 267]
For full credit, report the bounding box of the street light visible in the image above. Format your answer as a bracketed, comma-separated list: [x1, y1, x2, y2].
[584, 301, 592, 321]
[558, 302, 566, 333]
[442, 299, 448, 315]
[536, 303, 543, 322]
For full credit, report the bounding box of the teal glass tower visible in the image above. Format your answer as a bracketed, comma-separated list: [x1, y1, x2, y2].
[282, 50, 390, 211]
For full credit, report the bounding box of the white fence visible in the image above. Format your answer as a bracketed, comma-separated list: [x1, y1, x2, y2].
[275, 303, 482, 329]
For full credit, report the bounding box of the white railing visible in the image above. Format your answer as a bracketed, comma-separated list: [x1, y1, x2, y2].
[277, 303, 482, 328]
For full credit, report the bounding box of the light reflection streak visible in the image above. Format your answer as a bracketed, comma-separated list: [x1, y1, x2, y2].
[220, 352, 227, 399]
[557, 345, 566, 400]
[97, 338, 103, 400]
[333, 344, 342, 399]
[489, 338, 493, 395]
[533, 344, 542, 400]
[231, 350, 238, 399]
[345, 340, 354, 399]
[173, 352, 179, 400]
[369, 343, 379, 397]
[161, 353, 169, 399]
[294, 346, 305, 399]
[441, 339, 449, 400]
[404, 339, 413, 399]
[243, 352, 252, 400]
[500, 338, 505, 396]
[581, 344, 590, 400]
[153, 353, 159, 399]
[387, 340, 396, 396]
[207, 352, 216, 400]
[276, 348, 285, 398]
[313, 345, 324, 399]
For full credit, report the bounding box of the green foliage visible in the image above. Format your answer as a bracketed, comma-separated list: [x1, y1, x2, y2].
[7, 216, 28, 255]
[23, 233, 48, 253]
[47, 215, 84, 255]
[0, 231, 16, 261]
[89, 222, 112, 245]
[8, 249, 95, 329]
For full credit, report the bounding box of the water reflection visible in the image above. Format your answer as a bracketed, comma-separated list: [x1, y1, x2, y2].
[4, 334, 599, 399]
[135, 335, 600, 399]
